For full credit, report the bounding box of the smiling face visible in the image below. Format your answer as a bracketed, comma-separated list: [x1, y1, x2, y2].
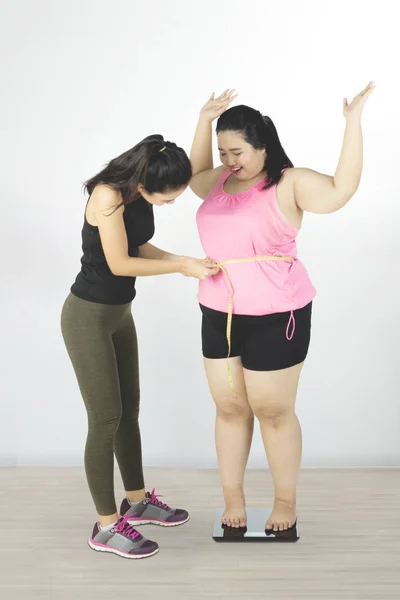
[217, 130, 266, 181]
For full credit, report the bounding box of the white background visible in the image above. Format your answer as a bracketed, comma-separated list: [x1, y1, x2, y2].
[1, 0, 398, 468]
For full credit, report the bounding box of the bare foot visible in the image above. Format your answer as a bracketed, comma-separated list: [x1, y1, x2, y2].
[265, 498, 296, 532]
[222, 489, 247, 528]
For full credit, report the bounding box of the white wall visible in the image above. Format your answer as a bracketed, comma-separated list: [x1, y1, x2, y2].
[2, 0, 399, 468]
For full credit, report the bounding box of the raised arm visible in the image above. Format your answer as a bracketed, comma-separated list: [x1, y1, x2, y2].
[190, 90, 237, 199]
[293, 81, 375, 214]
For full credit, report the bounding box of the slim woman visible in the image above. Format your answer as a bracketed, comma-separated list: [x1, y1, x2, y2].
[61, 135, 218, 558]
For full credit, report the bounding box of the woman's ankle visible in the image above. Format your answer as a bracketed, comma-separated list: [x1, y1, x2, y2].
[99, 512, 119, 527]
[274, 493, 297, 507]
[126, 488, 146, 503]
[223, 486, 246, 505]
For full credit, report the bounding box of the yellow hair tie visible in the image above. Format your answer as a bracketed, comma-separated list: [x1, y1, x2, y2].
[159, 146, 166, 152]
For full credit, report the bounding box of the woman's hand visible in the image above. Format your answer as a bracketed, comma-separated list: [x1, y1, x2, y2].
[180, 257, 219, 280]
[343, 81, 375, 120]
[200, 89, 238, 123]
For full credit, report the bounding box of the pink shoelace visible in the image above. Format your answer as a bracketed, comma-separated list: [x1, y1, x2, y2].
[115, 515, 140, 540]
[147, 488, 171, 510]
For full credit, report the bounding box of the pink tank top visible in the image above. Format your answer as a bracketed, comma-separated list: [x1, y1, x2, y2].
[196, 169, 317, 316]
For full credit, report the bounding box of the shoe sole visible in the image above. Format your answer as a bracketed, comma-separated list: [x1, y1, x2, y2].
[127, 516, 190, 527]
[88, 539, 159, 559]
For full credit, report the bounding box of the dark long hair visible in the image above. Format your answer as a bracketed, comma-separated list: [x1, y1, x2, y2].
[84, 135, 192, 210]
[216, 105, 293, 189]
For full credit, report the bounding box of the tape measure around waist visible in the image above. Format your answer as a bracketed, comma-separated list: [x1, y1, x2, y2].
[215, 255, 295, 398]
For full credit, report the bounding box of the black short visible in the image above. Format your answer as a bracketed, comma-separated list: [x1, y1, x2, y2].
[200, 302, 313, 371]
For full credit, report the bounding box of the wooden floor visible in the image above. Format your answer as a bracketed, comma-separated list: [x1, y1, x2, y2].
[1, 467, 400, 599]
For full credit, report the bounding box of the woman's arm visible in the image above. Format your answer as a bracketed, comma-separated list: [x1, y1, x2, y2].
[190, 114, 214, 177]
[92, 186, 218, 280]
[293, 81, 375, 214]
[138, 242, 185, 261]
[190, 90, 237, 199]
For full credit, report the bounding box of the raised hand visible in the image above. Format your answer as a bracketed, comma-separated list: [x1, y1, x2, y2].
[343, 81, 375, 120]
[200, 89, 238, 123]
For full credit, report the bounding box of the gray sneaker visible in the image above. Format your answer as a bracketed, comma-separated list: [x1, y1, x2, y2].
[88, 515, 159, 559]
[120, 488, 190, 527]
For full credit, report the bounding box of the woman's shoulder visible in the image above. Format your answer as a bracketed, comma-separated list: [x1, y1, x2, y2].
[86, 185, 124, 227]
[90, 185, 124, 214]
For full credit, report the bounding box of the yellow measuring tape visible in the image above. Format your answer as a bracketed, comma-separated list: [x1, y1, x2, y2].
[214, 255, 295, 398]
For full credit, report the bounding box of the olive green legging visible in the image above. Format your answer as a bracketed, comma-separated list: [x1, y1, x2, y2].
[61, 293, 145, 516]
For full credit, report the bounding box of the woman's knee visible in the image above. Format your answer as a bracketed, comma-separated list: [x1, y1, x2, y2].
[215, 398, 253, 421]
[252, 403, 294, 427]
[87, 409, 122, 434]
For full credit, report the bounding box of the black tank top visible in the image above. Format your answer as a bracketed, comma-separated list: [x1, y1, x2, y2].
[71, 196, 155, 304]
